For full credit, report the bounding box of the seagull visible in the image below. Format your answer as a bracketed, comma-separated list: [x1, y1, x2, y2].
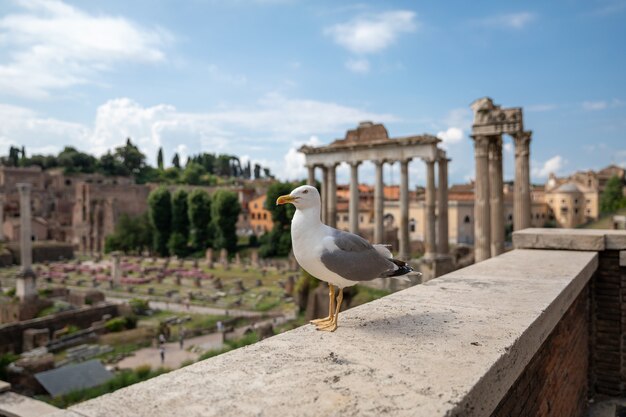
[276, 185, 416, 332]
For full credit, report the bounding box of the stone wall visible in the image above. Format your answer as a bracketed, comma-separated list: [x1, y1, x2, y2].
[5, 241, 74, 264]
[0, 303, 118, 354]
[491, 286, 589, 417]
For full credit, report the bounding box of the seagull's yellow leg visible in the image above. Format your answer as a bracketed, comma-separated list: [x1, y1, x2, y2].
[317, 288, 343, 332]
[310, 284, 335, 325]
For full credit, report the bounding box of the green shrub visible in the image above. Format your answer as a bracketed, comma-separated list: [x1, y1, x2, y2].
[0, 353, 19, 380]
[128, 298, 150, 316]
[105, 317, 127, 333]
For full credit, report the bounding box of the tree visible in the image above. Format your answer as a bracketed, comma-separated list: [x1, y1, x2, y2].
[168, 232, 188, 258]
[114, 138, 146, 176]
[148, 187, 172, 256]
[600, 175, 626, 214]
[98, 151, 126, 176]
[188, 189, 212, 251]
[171, 189, 189, 238]
[157, 147, 164, 170]
[172, 153, 180, 169]
[253, 164, 261, 179]
[211, 189, 241, 253]
[180, 162, 206, 185]
[259, 181, 295, 257]
[58, 147, 97, 173]
[104, 213, 153, 254]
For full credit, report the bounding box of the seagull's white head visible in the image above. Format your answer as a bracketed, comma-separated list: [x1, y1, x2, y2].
[276, 185, 320, 210]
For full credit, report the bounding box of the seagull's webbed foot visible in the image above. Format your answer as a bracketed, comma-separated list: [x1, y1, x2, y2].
[315, 288, 343, 333]
[310, 284, 335, 326]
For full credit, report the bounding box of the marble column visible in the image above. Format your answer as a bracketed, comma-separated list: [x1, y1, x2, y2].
[16, 183, 36, 301]
[327, 163, 337, 228]
[424, 159, 436, 259]
[321, 165, 329, 224]
[399, 159, 410, 260]
[349, 161, 361, 234]
[437, 156, 450, 256]
[306, 165, 315, 186]
[489, 136, 504, 256]
[374, 160, 385, 244]
[473, 135, 491, 262]
[514, 131, 532, 231]
[0, 195, 4, 241]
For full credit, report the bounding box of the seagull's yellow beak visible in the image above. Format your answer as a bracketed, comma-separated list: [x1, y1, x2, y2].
[276, 195, 297, 205]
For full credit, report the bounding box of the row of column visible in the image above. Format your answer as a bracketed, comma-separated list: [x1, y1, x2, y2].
[473, 131, 532, 262]
[307, 157, 449, 261]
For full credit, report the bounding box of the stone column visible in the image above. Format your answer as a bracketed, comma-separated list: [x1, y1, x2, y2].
[16, 183, 36, 301]
[514, 131, 532, 231]
[489, 136, 504, 256]
[424, 159, 436, 259]
[473, 135, 491, 262]
[111, 252, 121, 287]
[374, 160, 385, 244]
[399, 159, 410, 260]
[349, 161, 360, 234]
[327, 164, 337, 228]
[321, 165, 329, 224]
[437, 156, 450, 256]
[306, 165, 315, 186]
[0, 195, 4, 241]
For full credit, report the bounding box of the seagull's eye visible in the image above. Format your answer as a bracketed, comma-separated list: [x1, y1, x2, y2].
[303, 189, 309, 194]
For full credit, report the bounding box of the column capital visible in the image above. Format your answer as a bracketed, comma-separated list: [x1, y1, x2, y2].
[324, 162, 339, 169]
[373, 159, 388, 167]
[513, 131, 532, 157]
[348, 160, 362, 168]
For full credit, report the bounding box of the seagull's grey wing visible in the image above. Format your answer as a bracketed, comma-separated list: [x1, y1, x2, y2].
[320, 230, 396, 282]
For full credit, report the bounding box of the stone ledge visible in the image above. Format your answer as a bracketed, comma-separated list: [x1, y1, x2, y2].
[50, 249, 597, 417]
[512, 228, 626, 251]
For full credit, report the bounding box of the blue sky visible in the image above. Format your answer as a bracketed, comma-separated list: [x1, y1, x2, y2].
[0, 0, 625, 187]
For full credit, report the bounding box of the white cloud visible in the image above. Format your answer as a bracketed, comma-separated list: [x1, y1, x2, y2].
[532, 155, 565, 179]
[477, 12, 535, 29]
[283, 136, 322, 180]
[503, 142, 513, 154]
[436, 127, 463, 145]
[0, 103, 89, 154]
[345, 58, 370, 73]
[582, 100, 608, 111]
[0, 0, 171, 98]
[1, 94, 396, 178]
[324, 10, 417, 54]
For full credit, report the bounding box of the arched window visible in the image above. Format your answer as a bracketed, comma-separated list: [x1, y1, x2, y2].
[464, 215, 471, 224]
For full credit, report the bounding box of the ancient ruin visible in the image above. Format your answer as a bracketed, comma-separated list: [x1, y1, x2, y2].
[299, 122, 449, 261]
[470, 97, 532, 262]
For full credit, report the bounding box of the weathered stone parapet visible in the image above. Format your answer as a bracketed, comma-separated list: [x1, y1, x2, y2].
[51, 248, 597, 417]
[513, 228, 626, 251]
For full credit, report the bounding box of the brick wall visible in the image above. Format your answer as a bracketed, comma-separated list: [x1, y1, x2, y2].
[590, 250, 625, 396]
[491, 286, 589, 417]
